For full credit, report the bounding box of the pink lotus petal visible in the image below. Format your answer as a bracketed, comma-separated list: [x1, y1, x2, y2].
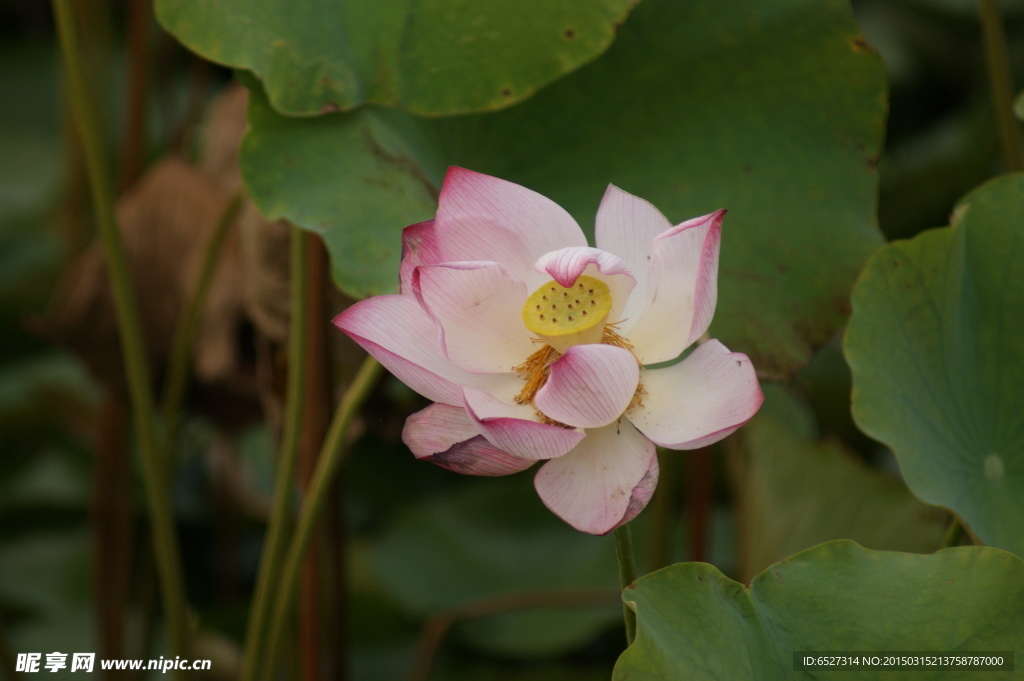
[593, 185, 673, 321]
[403, 403, 535, 476]
[629, 339, 763, 449]
[333, 295, 511, 406]
[533, 247, 636, 324]
[415, 262, 534, 374]
[434, 167, 587, 286]
[399, 220, 441, 295]
[534, 345, 639, 428]
[463, 386, 584, 460]
[615, 451, 660, 530]
[534, 420, 657, 535]
[624, 210, 724, 364]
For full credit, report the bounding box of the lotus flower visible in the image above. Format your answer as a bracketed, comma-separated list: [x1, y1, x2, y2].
[335, 167, 763, 534]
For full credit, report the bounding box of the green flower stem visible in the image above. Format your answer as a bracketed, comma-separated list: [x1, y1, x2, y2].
[647, 449, 680, 571]
[260, 355, 382, 680]
[52, 0, 191, 669]
[159, 192, 242, 443]
[614, 524, 638, 646]
[241, 225, 309, 681]
[979, 0, 1023, 171]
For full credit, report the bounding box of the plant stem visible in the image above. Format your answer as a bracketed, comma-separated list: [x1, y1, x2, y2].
[159, 192, 242, 443]
[647, 449, 678, 571]
[93, 396, 131, 665]
[52, 0, 190, 669]
[241, 225, 309, 681]
[613, 524, 638, 646]
[979, 0, 1023, 171]
[117, 0, 151, 192]
[687, 446, 714, 563]
[298, 234, 332, 681]
[260, 355, 382, 679]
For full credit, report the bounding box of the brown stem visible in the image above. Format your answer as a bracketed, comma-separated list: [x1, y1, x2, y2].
[647, 449, 680, 570]
[117, 0, 150, 192]
[979, 0, 1023, 171]
[330, 476, 348, 681]
[686, 446, 714, 563]
[58, 101, 89, 259]
[93, 395, 132, 677]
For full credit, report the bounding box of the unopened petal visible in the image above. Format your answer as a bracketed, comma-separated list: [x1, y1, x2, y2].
[434, 167, 587, 285]
[463, 386, 584, 460]
[403, 403, 535, 476]
[534, 420, 657, 535]
[415, 262, 534, 374]
[534, 247, 636, 324]
[629, 339, 763, 449]
[534, 345, 639, 428]
[626, 210, 724, 364]
[333, 295, 510, 406]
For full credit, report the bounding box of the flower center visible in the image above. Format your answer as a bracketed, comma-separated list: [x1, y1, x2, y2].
[514, 275, 645, 427]
[520, 275, 611, 337]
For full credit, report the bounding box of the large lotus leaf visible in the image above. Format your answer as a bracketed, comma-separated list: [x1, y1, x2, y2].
[155, 0, 636, 116]
[846, 174, 1024, 558]
[369, 476, 620, 657]
[241, 0, 885, 377]
[614, 541, 1024, 680]
[732, 386, 948, 580]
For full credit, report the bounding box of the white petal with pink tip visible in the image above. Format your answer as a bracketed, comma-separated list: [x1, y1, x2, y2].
[629, 339, 763, 449]
[594, 185, 673, 321]
[415, 262, 534, 375]
[463, 386, 584, 460]
[434, 167, 587, 286]
[335, 295, 508, 406]
[624, 211, 723, 364]
[402, 403, 535, 476]
[534, 420, 657, 535]
[534, 345, 639, 428]
[615, 452, 660, 529]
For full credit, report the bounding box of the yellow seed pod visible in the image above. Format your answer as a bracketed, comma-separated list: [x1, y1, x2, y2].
[521, 275, 611, 337]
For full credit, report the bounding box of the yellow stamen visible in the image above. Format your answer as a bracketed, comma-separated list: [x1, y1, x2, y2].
[513, 343, 561, 406]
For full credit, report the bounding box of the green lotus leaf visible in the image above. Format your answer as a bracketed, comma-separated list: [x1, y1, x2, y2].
[156, 0, 636, 116]
[846, 173, 1024, 558]
[241, 0, 885, 377]
[614, 541, 1024, 680]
